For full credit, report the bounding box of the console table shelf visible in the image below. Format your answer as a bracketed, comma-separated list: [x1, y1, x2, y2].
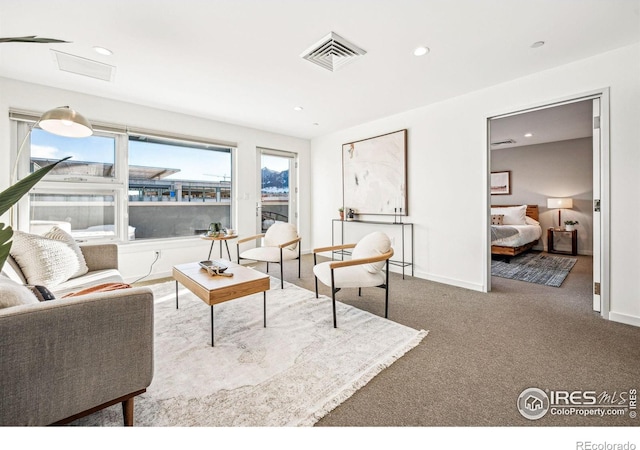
[331, 219, 414, 279]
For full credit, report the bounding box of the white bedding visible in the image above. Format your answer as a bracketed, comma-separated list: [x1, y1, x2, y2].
[491, 224, 542, 247]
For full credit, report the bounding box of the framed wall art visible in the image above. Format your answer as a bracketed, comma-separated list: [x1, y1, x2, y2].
[491, 171, 511, 195]
[342, 129, 407, 216]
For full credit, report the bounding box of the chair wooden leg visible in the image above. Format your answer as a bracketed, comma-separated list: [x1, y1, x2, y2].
[122, 397, 134, 426]
[358, 287, 361, 296]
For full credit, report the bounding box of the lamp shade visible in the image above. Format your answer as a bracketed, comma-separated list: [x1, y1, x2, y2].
[38, 106, 93, 138]
[547, 198, 573, 209]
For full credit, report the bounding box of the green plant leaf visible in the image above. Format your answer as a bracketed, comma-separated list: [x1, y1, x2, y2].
[0, 224, 12, 269]
[0, 157, 70, 270]
[0, 156, 70, 217]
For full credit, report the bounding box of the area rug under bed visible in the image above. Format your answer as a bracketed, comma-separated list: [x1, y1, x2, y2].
[491, 252, 577, 287]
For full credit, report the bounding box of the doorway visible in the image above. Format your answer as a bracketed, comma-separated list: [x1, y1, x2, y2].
[256, 148, 297, 234]
[487, 90, 610, 317]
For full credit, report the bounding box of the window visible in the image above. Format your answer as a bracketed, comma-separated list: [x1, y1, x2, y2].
[12, 114, 235, 242]
[128, 137, 232, 239]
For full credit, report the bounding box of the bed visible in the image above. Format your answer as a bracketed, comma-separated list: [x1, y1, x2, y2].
[491, 204, 541, 257]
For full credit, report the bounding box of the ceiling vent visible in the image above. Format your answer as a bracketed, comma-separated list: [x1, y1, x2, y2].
[491, 139, 517, 146]
[51, 50, 115, 82]
[300, 32, 366, 72]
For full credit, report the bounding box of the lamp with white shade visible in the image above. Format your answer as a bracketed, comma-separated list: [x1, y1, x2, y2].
[547, 197, 573, 229]
[12, 106, 93, 183]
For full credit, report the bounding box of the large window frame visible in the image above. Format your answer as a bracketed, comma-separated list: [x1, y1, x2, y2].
[11, 111, 236, 243]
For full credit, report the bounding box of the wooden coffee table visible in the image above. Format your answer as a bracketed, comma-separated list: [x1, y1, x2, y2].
[172, 260, 270, 346]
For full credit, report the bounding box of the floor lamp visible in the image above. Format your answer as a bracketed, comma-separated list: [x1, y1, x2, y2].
[547, 198, 573, 229]
[10, 106, 93, 225]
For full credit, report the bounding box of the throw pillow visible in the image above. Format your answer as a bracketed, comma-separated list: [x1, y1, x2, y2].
[351, 231, 391, 273]
[0, 278, 39, 309]
[26, 285, 56, 301]
[45, 226, 89, 278]
[10, 229, 87, 287]
[491, 214, 504, 225]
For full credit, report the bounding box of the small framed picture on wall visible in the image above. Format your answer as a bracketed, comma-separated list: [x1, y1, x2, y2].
[491, 171, 511, 195]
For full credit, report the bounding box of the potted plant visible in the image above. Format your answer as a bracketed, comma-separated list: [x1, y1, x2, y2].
[0, 158, 69, 270]
[564, 220, 579, 231]
[338, 207, 344, 221]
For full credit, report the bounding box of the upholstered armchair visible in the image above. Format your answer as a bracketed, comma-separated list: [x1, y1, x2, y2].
[237, 222, 301, 289]
[312, 231, 394, 327]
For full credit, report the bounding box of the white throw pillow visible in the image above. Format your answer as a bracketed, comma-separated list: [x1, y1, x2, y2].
[45, 226, 89, 278]
[491, 205, 527, 225]
[351, 232, 391, 273]
[0, 277, 38, 309]
[10, 228, 89, 287]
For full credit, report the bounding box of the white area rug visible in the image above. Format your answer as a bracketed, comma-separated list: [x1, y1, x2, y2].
[73, 278, 427, 426]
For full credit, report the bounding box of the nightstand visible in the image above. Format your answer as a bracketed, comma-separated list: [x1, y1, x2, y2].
[547, 228, 578, 256]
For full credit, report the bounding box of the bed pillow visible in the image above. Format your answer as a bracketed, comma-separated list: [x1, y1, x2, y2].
[491, 205, 527, 225]
[10, 228, 89, 287]
[491, 214, 504, 225]
[0, 278, 39, 309]
[525, 216, 540, 226]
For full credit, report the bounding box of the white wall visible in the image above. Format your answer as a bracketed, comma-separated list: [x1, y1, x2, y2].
[310, 43, 640, 327]
[0, 78, 311, 281]
[491, 138, 593, 255]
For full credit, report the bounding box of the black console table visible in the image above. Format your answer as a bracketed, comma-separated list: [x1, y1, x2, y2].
[331, 219, 414, 279]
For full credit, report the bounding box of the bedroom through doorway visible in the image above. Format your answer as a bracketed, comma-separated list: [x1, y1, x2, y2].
[487, 95, 608, 315]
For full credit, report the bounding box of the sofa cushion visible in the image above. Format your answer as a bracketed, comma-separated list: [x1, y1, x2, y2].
[351, 232, 391, 273]
[0, 278, 38, 309]
[10, 228, 89, 287]
[62, 282, 131, 298]
[52, 269, 124, 297]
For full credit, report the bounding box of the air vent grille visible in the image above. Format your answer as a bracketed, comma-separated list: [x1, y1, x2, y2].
[300, 32, 366, 72]
[52, 50, 115, 82]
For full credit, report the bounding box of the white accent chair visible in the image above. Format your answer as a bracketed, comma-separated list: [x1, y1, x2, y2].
[237, 222, 301, 289]
[312, 232, 394, 327]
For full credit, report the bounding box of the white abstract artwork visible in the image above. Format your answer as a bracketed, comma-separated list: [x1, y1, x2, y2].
[342, 129, 407, 215]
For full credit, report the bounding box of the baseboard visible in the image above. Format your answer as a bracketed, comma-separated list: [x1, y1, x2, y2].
[608, 312, 640, 328]
[412, 270, 485, 292]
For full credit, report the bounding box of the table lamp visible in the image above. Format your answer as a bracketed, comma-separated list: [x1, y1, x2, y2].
[547, 198, 573, 229]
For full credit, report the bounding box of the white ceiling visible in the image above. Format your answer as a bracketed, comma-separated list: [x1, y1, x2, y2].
[490, 100, 594, 149]
[0, 0, 639, 140]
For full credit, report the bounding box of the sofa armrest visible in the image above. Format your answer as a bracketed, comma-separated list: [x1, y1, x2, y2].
[80, 243, 119, 271]
[0, 287, 154, 425]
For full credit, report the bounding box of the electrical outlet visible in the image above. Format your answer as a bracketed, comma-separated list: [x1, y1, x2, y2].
[154, 250, 161, 259]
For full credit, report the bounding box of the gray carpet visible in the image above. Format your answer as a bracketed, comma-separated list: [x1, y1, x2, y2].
[266, 252, 640, 428]
[491, 252, 577, 287]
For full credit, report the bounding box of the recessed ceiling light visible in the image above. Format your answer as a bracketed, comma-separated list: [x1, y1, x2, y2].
[312, 123, 319, 126]
[524, 133, 533, 138]
[530, 41, 545, 48]
[413, 46, 430, 56]
[93, 46, 113, 56]
[293, 106, 303, 111]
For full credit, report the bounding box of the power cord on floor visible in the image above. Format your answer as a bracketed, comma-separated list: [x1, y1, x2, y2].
[131, 251, 160, 284]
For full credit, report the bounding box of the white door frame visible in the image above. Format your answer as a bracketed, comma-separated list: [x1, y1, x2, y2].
[256, 147, 298, 234]
[486, 88, 610, 318]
